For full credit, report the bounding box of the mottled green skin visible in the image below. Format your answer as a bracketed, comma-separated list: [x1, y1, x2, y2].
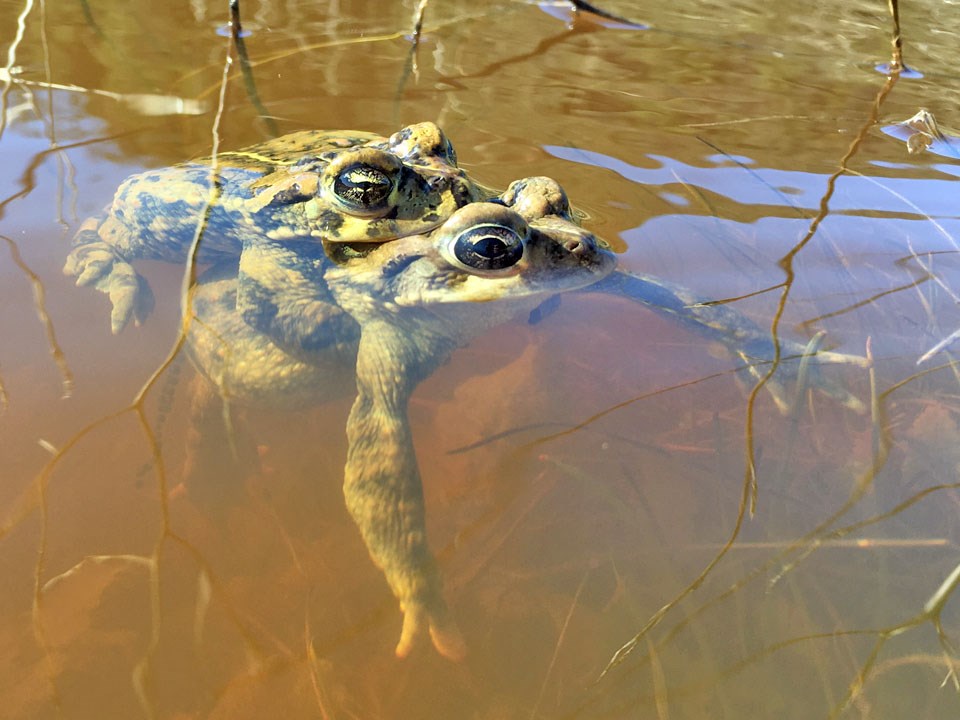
[64, 122, 485, 333]
[187, 178, 615, 660]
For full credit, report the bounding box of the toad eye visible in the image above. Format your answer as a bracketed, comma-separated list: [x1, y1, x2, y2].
[322, 148, 404, 217]
[333, 164, 394, 211]
[450, 223, 525, 273]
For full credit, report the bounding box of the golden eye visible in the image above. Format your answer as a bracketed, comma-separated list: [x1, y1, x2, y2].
[323, 148, 403, 216]
[332, 164, 393, 211]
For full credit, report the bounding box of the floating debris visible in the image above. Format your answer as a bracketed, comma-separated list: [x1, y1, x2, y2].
[882, 108, 960, 159]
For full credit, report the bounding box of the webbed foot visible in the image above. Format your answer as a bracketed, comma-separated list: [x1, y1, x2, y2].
[736, 333, 868, 414]
[396, 599, 466, 660]
[64, 230, 154, 333]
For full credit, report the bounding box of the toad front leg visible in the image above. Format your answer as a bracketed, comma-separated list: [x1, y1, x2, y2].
[343, 321, 465, 660]
[64, 221, 155, 334]
[235, 239, 360, 359]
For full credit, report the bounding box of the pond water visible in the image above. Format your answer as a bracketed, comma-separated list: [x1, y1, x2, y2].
[2, 1, 959, 718]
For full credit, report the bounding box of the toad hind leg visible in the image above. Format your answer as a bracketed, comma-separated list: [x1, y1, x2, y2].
[343, 322, 465, 660]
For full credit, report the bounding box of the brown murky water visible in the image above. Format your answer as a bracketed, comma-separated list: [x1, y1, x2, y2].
[2, 1, 960, 718]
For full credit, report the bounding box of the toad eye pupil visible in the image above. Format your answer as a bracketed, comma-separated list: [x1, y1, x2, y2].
[453, 224, 524, 271]
[333, 164, 392, 207]
[473, 235, 508, 257]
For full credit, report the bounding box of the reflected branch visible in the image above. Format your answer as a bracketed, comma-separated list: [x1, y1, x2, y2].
[0, 0, 35, 140]
[568, 0, 646, 27]
[26, 406, 129, 712]
[0, 234, 73, 398]
[589, 359, 960, 710]
[745, 68, 898, 494]
[696, 135, 809, 220]
[18, 23, 253, 718]
[228, 0, 278, 137]
[37, 0, 75, 230]
[126, 27, 236, 716]
[0, 132, 135, 219]
[599, 425, 756, 679]
[0, 135, 128, 414]
[1, 67, 209, 116]
[528, 368, 736, 448]
[76, 0, 104, 40]
[736, 0, 910, 504]
[589, 606, 959, 716]
[799, 276, 933, 330]
[829, 558, 960, 717]
[22, 84, 80, 227]
[411, 0, 429, 46]
[192, 9, 494, 102]
[885, 0, 905, 73]
[836, 169, 960, 364]
[397, 5, 600, 113]
[690, 135, 860, 310]
[392, 0, 430, 125]
[688, 37, 906, 688]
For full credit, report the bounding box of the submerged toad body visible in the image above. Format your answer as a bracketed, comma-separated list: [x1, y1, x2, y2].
[64, 122, 483, 333]
[67, 125, 867, 659]
[188, 178, 615, 658]
[186, 176, 866, 659]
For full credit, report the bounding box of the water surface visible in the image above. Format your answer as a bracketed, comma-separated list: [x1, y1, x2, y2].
[2, 1, 959, 718]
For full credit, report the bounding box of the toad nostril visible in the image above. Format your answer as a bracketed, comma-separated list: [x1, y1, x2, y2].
[427, 174, 448, 191]
[564, 238, 584, 254]
[453, 179, 474, 206]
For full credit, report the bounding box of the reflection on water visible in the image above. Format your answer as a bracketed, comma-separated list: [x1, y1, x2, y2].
[2, 0, 960, 718]
[546, 144, 960, 216]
